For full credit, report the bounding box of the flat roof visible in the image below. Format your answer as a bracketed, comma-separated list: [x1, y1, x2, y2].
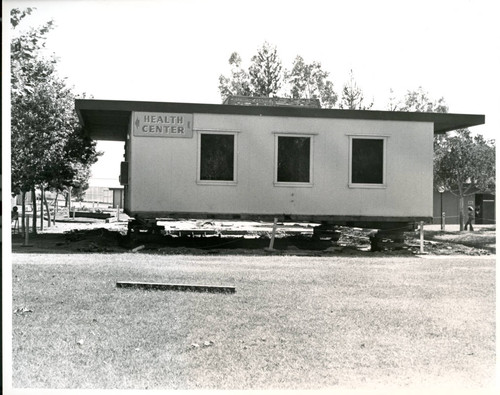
[75, 99, 485, 141]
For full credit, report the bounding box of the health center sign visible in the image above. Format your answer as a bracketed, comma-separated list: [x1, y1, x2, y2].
[133, 112, 193, 138]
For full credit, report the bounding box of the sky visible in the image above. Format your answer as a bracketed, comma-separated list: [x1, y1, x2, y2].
[3, 0, 499, 186]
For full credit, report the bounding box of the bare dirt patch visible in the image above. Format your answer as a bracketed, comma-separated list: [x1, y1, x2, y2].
[11, 218, 495, 256]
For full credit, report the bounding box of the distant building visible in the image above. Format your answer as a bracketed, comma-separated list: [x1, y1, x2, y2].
[81, 186, 113, 204]
[82, 176, 122, 205]
[109, 187, 124, 209]
[433, 190, 495, 225]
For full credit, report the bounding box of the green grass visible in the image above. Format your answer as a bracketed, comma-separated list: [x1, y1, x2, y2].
[11, 253, 496, 390]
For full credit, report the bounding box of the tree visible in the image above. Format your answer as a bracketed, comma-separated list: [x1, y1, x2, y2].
[219, 44, 338, 105]
[285, 56, 338, 108]
[338, 69, 373, 110]
[10, 8, 54, 97]
[11, 8, 99, 233]
[248, 42, 283, 97]
[387, 88, 400, 111]
[390, 86, 448, 113]
[218, 52, 251, 100]
[434, 129, 495, 230]
[219, 42, 283, 100]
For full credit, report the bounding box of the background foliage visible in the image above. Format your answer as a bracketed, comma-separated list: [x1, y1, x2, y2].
[11, 8, 100, 231]
[11, 8, 99, 196]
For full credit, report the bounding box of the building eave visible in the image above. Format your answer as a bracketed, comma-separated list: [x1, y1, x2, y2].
[75, 99, 485, 142]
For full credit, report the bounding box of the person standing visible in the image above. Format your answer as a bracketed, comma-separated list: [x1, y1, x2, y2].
[464, 206, 475, 231]
[11, 206, 20, 233]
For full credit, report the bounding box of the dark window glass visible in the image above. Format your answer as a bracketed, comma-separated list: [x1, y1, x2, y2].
[351, 138, 384, 184]
[277, 136, 311, 183]
[200, 134, 234, 181]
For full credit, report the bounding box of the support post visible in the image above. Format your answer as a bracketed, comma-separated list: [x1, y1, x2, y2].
[419, 221, 424, 254]
[269, 217, 278, 250]
[116, 205, 120, 221]
[441, 212, 446, 231]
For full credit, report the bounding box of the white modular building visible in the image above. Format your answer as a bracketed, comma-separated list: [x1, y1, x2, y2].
[76, 97, 484, 231]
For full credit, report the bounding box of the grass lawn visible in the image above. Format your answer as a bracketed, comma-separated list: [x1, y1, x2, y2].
[11, 253, 496, 390]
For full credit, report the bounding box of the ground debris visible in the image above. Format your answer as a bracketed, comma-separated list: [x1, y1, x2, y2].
[14, 307, 33, 315]
[131, 245, 145, 253]
[77, 242, 112, 253]
[14, 220, 494, 256]
[62, 228, 124, 252]
[406, 239, 491, 256]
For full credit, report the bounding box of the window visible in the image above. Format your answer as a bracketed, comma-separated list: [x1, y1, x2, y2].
[198, 132, 236, 183]
[275, 135, 312, 185]
[349, 136, 386, 187]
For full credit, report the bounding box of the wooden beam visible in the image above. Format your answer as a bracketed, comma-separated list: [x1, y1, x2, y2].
[133, 211, 432, 225]
[116, 281, 236, 294]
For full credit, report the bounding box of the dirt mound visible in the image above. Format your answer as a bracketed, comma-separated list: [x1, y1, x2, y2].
[63, 228, 125, 252]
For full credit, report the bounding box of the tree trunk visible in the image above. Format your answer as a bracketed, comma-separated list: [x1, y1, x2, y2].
[54, 192, 59, 225]
[32, 189, 37, 234]
[459, 195, 464, 231]
[44, 191, 51, 228]
[67, 187, 72, 215]
[40, 185, 44, 231]
[21, 191, 26, 236]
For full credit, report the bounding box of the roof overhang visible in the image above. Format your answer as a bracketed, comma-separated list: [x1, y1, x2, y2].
[75, 99, 485, 142]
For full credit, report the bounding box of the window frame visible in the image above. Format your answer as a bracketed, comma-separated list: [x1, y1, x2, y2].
[274, 132, 314, 187]
[197, 130, 238, 185]
[348, 134, 388, 189]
